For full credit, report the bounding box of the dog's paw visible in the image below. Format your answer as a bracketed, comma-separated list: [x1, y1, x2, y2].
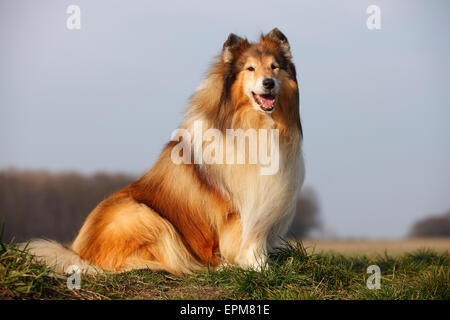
[236, 255, 268, 272]
[245, 260, 268, 272]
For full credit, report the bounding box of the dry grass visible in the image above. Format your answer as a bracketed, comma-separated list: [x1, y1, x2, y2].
[301, 238, 450, 256]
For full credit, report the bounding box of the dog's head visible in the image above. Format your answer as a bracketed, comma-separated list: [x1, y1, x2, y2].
[220, 28, 297, 115]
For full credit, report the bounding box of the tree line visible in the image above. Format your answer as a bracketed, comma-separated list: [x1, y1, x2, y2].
[0, 169, 322, 243]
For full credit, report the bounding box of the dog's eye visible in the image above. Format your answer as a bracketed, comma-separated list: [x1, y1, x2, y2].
[271, 64, 278, 70]
[247, 66, 255, 71]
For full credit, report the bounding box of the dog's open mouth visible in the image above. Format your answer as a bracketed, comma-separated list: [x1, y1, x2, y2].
[252, 92, 276, 112]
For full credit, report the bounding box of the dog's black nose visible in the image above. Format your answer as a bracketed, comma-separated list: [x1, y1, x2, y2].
[263, 78, 275, 90]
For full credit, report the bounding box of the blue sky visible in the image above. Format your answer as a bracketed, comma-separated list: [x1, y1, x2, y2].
[1, 0, 449, 238]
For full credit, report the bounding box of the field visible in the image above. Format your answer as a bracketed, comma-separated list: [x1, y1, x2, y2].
[301, 238, 450, 256]
[1, 231, 448, 300]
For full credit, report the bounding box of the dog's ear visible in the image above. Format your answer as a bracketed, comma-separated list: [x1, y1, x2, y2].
[222, 33, 246, 63]
[263, 28, 292, 59]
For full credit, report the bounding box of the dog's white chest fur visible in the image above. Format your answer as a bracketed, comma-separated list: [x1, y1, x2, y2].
[218, 140, 304, 258]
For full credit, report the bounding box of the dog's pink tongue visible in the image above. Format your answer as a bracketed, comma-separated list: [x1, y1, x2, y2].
[261, 96, 275, 108]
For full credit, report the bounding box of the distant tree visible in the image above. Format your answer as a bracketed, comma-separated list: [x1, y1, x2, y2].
[0, 169, 135, 243]
[286, 186, 321, 238]
[409, 211, 450, 238]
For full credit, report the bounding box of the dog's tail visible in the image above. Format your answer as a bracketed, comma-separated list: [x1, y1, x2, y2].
[20, 239, 101, 274]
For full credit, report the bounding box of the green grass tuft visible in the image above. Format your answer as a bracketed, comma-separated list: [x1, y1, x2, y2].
[0, 234, 448, 300]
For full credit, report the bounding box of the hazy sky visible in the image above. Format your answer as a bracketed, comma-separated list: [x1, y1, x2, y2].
[1, 0, 449, 238]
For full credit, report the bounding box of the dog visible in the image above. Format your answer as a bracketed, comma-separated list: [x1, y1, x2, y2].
[24, 28, 305, 275]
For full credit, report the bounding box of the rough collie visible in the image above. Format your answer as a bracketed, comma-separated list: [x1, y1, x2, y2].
[25, 28, 305, 275]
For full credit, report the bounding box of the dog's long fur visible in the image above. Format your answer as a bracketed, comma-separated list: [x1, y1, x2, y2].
[24, 28, 305, 275]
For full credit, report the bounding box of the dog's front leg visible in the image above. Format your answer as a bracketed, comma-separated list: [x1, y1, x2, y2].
[235, 239, 268, 271]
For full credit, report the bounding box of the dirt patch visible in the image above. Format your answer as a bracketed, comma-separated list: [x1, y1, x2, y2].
[0, 288, 15, 300]
[135, 284, 229, 300]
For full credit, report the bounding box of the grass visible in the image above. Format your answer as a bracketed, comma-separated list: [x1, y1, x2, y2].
[0, 231, 448, 300]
